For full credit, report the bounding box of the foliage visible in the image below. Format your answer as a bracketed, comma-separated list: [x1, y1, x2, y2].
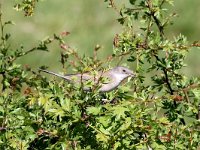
[13, 0, 39, 16]
[0, 0, 200, 149]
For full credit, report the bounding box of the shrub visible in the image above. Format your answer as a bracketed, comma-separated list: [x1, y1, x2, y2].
[0, 0, 200, 149]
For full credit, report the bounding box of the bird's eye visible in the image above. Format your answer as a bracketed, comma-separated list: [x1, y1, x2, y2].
[122, 69, 126, 73]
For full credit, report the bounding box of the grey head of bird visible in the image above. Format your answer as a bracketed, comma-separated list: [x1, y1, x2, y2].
[108, 66, 135, 81]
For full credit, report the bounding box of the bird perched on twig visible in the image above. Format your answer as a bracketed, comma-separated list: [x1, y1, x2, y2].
[39, 66, 135, 92]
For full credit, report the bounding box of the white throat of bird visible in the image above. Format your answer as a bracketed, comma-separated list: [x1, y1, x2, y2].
[114, 73, 129, 82]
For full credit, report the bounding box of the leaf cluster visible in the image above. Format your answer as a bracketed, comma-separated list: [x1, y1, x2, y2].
[0, 0, 200, 149]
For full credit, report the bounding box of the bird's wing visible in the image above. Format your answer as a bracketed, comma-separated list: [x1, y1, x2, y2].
[67, 73, 92, 82]
[98, 71, 113, 84]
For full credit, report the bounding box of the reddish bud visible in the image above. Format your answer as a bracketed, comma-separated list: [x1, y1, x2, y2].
[24, 87, 32, 95]
[159, 132, 172, 142]
[60, 44, 68, 50]
[172, 95, 183, 101]
[61, 31, 70, 36]
[113, 34, 119, 48]
[37, 128, 44, 135]
[24, 64, 31, 70]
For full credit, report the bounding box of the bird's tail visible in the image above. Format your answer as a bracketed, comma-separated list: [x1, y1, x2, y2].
[39, 69, 70, 81]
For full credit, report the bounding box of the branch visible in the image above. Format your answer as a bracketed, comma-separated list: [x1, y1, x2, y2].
[9, 47, 38, 63]
[146, 0, 164, 38]
[144, 18, 152, 46]
[198, 104, 200, 120]
[183, 84, 200, 120]
[109, 0, 120, 13]
[153, 54, 185, 125]
[153, 54, 174, 95]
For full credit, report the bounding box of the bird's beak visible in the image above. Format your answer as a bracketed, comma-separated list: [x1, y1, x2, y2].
[130, 72, 137, 78]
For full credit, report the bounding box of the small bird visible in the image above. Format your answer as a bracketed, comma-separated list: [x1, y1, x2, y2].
[39, 66, 135, 92]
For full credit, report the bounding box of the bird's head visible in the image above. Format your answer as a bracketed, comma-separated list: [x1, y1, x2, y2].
[112, 66, 136, 80]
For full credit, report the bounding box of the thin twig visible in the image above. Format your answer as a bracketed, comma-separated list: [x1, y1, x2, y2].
[159, 0, 166, 7]
[182, 83, 200, 92]
[146, 0, 164, 38]
[144, 18, 152, 46]
[109, 0, 120, 13]
[183, 90, 189, 103]
[153, 54, 174, 95]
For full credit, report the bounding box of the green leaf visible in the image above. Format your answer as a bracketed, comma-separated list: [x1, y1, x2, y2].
[159, 117, 170, 124]
[86, 106, 101, 115]
[112, 106, 129, 120]
[38, 96, 49, 106]
[120, 117, 132, 130]
[98, 116, 110, 127]
[113, 141, 121, 150]
[96, 133, 109, 142]
[129, 0, 136, 5]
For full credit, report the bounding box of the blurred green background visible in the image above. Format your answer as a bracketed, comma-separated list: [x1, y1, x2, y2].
[1, 0, 200, 74]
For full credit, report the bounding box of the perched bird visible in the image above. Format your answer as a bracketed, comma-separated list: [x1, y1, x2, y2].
[39, 66, 135, 92]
